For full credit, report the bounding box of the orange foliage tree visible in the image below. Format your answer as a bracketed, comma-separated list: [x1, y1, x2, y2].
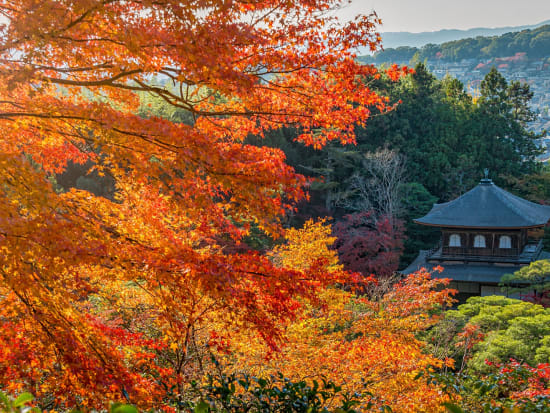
[230, 220, 456, 412]
[0, 0, 411, 408]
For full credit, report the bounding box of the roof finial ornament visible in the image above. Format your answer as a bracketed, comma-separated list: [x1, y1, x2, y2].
[481, 168, 492, 184]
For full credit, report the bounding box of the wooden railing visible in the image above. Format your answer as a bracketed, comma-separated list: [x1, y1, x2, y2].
[441, 246, 519, 258]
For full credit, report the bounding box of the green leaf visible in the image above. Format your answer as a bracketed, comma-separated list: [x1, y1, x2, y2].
[110, 402, 123, 412]
[194, 401, 209, 413]
[443, 403, 467, 413]
[111, 404, 138, 413]
[0, 391, 11, 410]
[13, 393, 34, 408]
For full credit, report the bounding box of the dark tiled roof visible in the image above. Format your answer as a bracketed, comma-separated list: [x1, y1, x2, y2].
[415, 179, 550, 228]
[402, 250, 550, 284]
[402, 250, 521, 283]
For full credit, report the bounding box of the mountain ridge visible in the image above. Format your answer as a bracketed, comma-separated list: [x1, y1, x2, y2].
[372, 19, 550, 51]
[359, 23, 550, 65]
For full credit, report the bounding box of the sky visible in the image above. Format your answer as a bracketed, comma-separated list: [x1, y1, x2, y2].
[336, 0, 550, 33]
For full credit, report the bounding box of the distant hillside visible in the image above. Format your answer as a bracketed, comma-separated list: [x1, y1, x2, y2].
[359, 24, 550, 65]
[378, 19, 550, 50]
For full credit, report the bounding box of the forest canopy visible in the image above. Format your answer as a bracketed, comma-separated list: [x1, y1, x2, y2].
[360, 24, 550, 64]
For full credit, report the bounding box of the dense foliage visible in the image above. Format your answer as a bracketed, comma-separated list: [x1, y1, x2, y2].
[1, 1, 549, 411]
[419, 295, 550, 412]
[435, 362, 550, 412]
[0, 0, 420, 409]
[360, 24, 550, 64]
[223, 219, 454, 412]
[501, 260, 550, 306]
[251, 64, 541, 267]
[426, 296, 550, 375]
[185, 369, 368, 413]
[355, 65, 540, 200]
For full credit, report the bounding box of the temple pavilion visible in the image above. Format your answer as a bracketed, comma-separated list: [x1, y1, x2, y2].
[403, 176, 550, 302]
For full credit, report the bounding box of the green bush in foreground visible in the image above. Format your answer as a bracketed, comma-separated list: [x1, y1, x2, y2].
[1, 372, 370, 413]
[425, 296, 550, 374]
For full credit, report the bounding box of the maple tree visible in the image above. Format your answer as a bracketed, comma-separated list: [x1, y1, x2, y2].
[229, 271, 456, 412]
[333, 211, 404, 277]
[269, 218, 343, 273]
[0, 0, 412, 408]
[226, 221, 455, 412]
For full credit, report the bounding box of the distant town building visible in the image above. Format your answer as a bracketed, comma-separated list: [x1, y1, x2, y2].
[403, 176, 550, 302]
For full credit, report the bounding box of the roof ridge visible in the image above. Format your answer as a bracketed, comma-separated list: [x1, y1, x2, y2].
[492, 184, 550, 222]
[414, 181, 550, 228]
[491, 184, 536, 222]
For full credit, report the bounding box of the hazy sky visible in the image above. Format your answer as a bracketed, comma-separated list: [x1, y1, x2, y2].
[336, 0, 550, 32]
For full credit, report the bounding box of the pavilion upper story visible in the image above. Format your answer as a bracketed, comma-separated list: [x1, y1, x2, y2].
[414, 177, 550, 264]
[403, 176, 550, 301]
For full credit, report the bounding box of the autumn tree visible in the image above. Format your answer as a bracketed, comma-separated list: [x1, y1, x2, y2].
[333, 211, 404, 277]
[436, 360, 550, 412]
[229, 269, 456, 412]
[269, 219, 343, 273]
[222, 219, 455, 412]
[0, 0, 408, 408]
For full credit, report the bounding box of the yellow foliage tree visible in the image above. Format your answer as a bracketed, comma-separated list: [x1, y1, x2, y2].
[229, 220, 455, 412]
[269, 219, 343, 273]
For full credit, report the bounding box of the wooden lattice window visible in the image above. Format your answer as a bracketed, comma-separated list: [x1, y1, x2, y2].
[474, 235, 486, 248]
[499, 235, 512, 249]
[449, 234, 461, 247]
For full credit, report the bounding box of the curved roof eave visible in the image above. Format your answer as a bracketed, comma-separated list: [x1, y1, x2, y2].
[414, 179, 550, 229]
[412, 220, 546, 230]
